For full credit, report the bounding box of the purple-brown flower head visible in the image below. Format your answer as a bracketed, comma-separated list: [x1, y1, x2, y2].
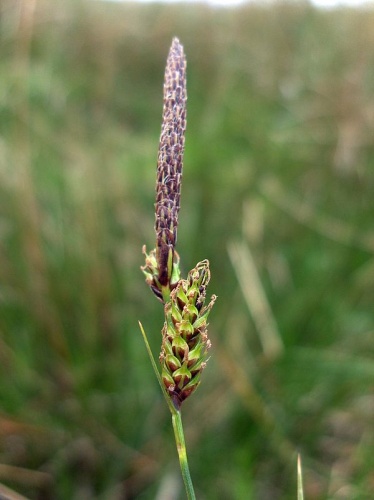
[155, 38, 186, 284]
[142, 38, 186, 301]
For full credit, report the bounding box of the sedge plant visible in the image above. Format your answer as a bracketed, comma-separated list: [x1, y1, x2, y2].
[140, 38, 216, 499]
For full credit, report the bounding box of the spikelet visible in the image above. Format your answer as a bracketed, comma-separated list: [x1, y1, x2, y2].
[142, 38, 186, 302]
[160, 260, 216, 409]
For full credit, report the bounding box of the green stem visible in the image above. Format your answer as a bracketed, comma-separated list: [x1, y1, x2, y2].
[139, 321, 196, 499]
[161, 285, 171, 304]
[172, 409, 196, 500]
[138, 321, 175, 414]
[297, 454, 304, 500]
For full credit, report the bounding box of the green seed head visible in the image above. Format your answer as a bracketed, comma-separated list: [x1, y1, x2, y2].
[160, 260, 216, 409]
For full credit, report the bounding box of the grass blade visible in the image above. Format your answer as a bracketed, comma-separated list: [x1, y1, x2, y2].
[297, 454, 304, 500]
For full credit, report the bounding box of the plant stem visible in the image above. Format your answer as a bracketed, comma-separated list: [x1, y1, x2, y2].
[171, 409, 196, 500]
[139, 321, 197, 498]
[297, 454, 304, 500]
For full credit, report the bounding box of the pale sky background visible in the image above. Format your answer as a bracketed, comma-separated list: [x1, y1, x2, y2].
[100, 0, 374, 8]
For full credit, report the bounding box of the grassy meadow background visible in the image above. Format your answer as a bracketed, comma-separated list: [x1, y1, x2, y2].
[1, 0, 374, 498]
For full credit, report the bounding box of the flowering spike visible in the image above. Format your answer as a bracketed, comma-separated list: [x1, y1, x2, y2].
[142, 39, 216, 412]
[141, 38, 186, 302]
[159, 260, 216, 408]
[155, 38, 186, 254]
[140, 38, 216, 500]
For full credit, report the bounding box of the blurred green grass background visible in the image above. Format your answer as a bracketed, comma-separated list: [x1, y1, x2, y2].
[1, 0, 374, 498]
